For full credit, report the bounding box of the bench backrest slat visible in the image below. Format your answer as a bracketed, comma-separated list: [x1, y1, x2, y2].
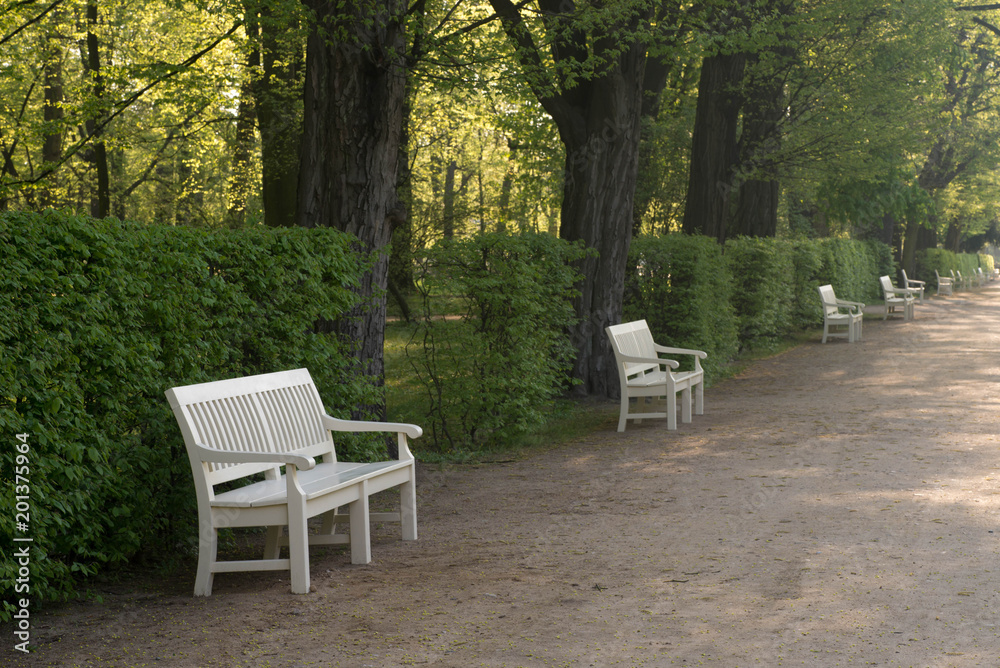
[818, 284, 838, 315]
[166, 369, 334, 487]
[607, 320, 659, 377]
[879, 275, 894, 296]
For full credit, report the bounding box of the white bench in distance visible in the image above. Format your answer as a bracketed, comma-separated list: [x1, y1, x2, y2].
[935, 270, 953, 296]
[900, 270, 925, 303]
[606, 319, 706, 432]
[817, 284, 864, 343]
[879, 275, 916, 321]
[165, 368, 420, 596]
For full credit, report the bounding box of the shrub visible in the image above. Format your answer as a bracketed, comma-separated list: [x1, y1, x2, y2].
[917, 247, 985, 285]
[724, 237, 797, 351]
[405, 232, 586, 452]
[624, 234, 738, 382]
[1, 211, 371, 619]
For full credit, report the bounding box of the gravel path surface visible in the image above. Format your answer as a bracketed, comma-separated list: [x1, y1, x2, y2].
[9, 282, 1000, 668]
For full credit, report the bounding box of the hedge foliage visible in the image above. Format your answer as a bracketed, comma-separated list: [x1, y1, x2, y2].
[1, 210, 374, 620]
[623, 234, 738, 381]
[4, 210, 994, 617]
[916, 247, 995, 285]
[626, 235, 899, 355]
[405, 232, 587, 452]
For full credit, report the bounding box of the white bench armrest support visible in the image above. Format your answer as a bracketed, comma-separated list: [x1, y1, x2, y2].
[616, 353, 680, 370]
[322, 415, 423, 441]
[653, 344, 708, 359]
[192, 442, 317, 471]
[834, 299, 865, 312]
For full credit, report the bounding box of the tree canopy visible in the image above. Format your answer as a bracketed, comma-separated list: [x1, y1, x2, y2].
[5, 0, 1000, 396]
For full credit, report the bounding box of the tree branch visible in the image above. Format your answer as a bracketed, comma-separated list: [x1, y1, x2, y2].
[0, 0, 64, 46]
[5, 21, 243, 189]
[972, 15, 1000, 37]
[955, 3, 1000, 11]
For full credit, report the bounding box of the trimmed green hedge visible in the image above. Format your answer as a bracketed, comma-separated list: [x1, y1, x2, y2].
[1, 210, 373, 620]
[917, 247, 994, 285]
[405, 232, 586, 451]
[625, 235, 897, 355]
[623, 234, 738, 382]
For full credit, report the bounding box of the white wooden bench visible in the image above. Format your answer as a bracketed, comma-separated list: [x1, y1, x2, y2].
[900, 270, 925, 303]
[165, 368, 421, 596]
[879, 275, 915, 321]
[817, 284, 864, 343]
[952, 269, 971, 290]
[935, 270, 953, 296]
[606, 319, 706, 432]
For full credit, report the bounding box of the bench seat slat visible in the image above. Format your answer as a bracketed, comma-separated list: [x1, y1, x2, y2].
[213, 460, 411, 508]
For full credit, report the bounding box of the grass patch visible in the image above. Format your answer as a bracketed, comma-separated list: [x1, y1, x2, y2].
[385, 308, 819, 464]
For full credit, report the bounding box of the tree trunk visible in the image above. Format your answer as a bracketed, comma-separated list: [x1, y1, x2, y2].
[945, 219, 962, 252]
[389, 56, 417, 294]
[681, 52, 746, 243]
[41, 33, 65, 208]
[557, 65, 646, 397]
[256, 5, 302, 228]
[297, 0, 407, 418]
[227, 11, 260, 227]
[84, 0, 110, 218]
[487, 0, 662, 397]
[442, 159, 457, 239]
[733, 178, 779, 237]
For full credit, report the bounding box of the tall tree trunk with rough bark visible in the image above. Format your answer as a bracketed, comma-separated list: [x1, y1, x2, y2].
[681, 52, 746, 243]
[489, 0, 663, 397]
[558, 83, 645, 396]
[297, 0, 407, 419]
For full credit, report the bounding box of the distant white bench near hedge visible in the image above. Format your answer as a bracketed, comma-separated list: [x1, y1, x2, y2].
[165, 368, 420, 596]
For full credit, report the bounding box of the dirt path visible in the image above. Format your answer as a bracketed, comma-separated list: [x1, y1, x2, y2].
[8, 283, 1000, 668]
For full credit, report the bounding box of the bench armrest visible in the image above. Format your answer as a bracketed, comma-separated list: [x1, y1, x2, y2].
[652, 344, 708, 360]
[322, 415, 423, 440]
[617, 353, 680, 369]
[192, 442, 316, 470]
[834, 299, 865, 312]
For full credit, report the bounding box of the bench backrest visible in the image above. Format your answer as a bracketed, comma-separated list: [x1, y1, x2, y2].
[879, 275, 894, 296]
[166, 368, 335, 487]
[817, 284, 839, 315]
[607, 320, 659, 378]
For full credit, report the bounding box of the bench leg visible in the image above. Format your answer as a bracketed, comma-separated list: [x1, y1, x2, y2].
[617, 394, 629, 432]
[666, 390, 677, 430]
[681, 386, 692, 424]
[400, 470, 417, 541]
[350, 480, 372, 564]
[694, 380, 704, 416]
[286, 472, 310, 594]
[194, 522, 217, 597]
[263, 526, 281, 560]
